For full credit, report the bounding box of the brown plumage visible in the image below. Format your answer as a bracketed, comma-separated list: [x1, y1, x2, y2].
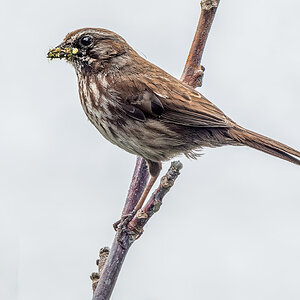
[48, 28, 300, 205]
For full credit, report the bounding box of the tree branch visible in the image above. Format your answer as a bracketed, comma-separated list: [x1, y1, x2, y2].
[92, 162, 182, 300]
[127, 161, 183, 237]
[181, 0, 220, 88]
[121, 157, 149, 216]
[92, 1, 220, 299]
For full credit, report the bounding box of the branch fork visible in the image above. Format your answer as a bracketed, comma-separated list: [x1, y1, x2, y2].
[116, 161, 183, 246]
[127, 161, 183, 239]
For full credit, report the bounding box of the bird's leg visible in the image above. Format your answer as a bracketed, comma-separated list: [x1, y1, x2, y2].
[133, 160, 162, 212]
[114, 161, 161, 232]
[113, 210, 136, 231]
[134, 175, 158, 212]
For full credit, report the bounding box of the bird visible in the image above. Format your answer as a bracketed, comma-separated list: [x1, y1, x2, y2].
[48, 27, 300, 211]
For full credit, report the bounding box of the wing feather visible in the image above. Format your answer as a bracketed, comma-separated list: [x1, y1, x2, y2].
[117, 62, 233, 128]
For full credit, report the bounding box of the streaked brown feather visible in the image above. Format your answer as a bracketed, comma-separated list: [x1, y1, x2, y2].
[56, 27, 300, 167]
[118, 58, 233, 128]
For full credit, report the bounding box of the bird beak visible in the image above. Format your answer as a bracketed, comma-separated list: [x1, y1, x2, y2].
[47, 45, 79, 61]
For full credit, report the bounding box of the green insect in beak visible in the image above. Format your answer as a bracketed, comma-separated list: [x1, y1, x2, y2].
[47, 47, 79, 61]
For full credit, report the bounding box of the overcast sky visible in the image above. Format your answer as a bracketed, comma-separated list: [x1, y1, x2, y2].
[1, 0, 300, 299]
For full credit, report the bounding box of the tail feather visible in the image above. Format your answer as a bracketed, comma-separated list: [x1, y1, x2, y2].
[228, 126, 300, 165]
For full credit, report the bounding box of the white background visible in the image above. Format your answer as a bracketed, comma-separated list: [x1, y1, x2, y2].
[1, 0, 300, 299]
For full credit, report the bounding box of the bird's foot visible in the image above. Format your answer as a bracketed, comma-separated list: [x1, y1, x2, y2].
[114, 210, 145, 248]
[113, 210, 137, 231]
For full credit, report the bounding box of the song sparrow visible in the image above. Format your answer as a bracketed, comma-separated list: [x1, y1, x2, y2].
[48, 28, 300, 208]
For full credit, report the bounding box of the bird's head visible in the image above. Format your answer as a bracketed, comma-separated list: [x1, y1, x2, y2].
[47, 28, 132, 74]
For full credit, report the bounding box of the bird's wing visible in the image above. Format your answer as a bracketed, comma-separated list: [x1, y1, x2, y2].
[120, 69, 233, 128]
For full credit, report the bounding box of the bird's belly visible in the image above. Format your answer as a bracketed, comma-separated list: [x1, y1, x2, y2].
[93, 116, 173, 161]
[83, 103, 186, 161]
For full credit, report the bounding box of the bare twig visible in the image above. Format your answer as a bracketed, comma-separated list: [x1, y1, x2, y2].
[121, 157, 149, 216]
[181, 0, 220, 88]
[127, 161, 183, 237]
[90, 247, 110, 293]
[92, 2, 220, 299]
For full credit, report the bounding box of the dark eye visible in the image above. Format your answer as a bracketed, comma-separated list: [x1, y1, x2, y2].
[80, 36, 93, 47]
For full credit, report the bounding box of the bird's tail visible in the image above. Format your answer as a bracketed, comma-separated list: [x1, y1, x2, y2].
[228, 125, 300, 165]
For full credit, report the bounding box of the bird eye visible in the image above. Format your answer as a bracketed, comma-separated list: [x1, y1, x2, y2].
[80, 36, 93, 47]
